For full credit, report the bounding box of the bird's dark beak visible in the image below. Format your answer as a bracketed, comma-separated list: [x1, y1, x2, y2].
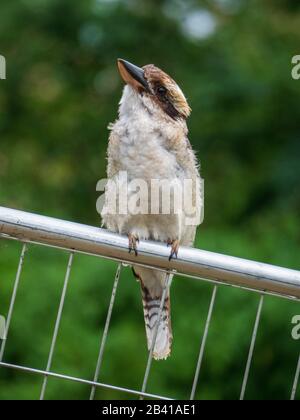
[117, 59, 149, 92]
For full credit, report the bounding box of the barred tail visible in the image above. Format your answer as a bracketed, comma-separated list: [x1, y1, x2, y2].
[141, 282, 173, 360]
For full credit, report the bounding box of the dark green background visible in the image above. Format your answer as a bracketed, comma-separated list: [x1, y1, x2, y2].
[0, 0, 299, 400]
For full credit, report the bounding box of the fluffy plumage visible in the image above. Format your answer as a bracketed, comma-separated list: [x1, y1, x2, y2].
[102, 60, 202, 359]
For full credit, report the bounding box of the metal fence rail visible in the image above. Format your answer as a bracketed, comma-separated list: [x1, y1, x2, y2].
[0, 206, 299, 400]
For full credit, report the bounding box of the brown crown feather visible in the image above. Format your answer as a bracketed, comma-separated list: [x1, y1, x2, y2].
[143, 64, 191, 120]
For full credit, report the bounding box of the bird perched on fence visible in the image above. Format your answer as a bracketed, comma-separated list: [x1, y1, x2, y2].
[102, 59, 202, 360]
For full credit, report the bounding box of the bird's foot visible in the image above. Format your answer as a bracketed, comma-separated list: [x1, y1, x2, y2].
[128, 233, 139, 256]
[167, 239, 180, 261]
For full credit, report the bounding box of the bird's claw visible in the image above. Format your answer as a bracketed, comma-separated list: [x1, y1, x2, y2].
[128, 234, 139, 256]
[167, 239, 179, 261]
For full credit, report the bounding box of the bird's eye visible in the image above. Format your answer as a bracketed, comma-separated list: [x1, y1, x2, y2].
[157, 86, 167, 96]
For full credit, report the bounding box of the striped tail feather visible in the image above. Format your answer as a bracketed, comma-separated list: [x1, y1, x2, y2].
[140, 281, 173, 360]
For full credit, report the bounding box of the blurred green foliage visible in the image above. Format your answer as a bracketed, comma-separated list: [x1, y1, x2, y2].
[0, 0, 299, 400]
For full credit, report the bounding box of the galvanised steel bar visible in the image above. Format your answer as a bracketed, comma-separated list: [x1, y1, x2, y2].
[0, 206, 300, 300]
[0, 361, 173, 400]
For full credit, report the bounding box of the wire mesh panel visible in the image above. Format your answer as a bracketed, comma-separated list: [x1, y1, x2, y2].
[0, 206, 299, 400]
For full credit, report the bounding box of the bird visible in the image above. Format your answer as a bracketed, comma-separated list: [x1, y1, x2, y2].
[101, 59, 202, 360]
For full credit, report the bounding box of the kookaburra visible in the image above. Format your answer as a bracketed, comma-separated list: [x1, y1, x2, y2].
[102, 59, 201, 360]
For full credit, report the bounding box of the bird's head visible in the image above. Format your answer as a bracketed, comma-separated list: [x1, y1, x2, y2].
[117, 59, 191, 121]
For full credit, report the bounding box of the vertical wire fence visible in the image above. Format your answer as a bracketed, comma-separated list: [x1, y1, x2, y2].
[190, 285, 218, 400]
[0, 208, 299, 400]
[291, 354, 300, 401]
[0, 243, 27, 363]
[40, 252, 74, 400]
[90, 263, 122, 400]
[240, 295, 265, 401]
